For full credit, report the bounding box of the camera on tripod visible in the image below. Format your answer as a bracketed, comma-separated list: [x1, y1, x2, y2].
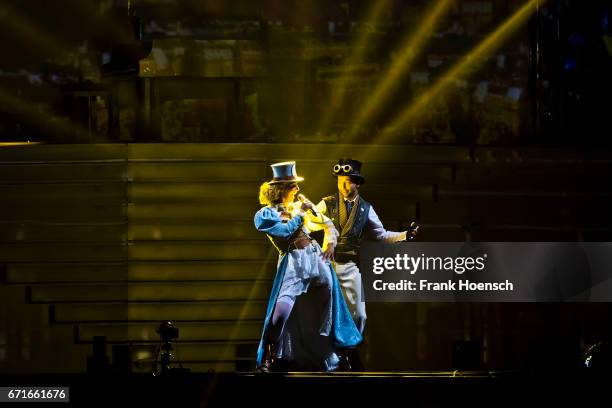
[154, 321, 189, 376]
[157, 321, 179, 344]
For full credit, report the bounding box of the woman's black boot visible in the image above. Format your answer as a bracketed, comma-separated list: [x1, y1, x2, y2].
[257, 342, 277, 372]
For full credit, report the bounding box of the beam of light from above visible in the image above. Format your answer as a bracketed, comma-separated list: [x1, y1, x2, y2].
[0, 87, 91, 141]
[351, 0, 454, 136]
[374, 0, 544, 145]
[315, 0, 391, 137]
[0, 3, 66, 55]
[220, 249, 277, 371]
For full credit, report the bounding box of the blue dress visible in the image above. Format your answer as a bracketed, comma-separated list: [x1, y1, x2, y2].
[254, 205, 362, 370]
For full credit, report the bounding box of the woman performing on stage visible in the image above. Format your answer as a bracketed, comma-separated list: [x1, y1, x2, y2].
[254, 161, 362, 372]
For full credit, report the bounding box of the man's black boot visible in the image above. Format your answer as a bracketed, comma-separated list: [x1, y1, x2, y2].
[336, 349, 352, 372]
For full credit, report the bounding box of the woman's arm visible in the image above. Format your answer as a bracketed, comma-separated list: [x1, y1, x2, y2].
[254, 207, 304, 238]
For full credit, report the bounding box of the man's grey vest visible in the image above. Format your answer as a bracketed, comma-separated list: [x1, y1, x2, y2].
[323, 193, 371, 261]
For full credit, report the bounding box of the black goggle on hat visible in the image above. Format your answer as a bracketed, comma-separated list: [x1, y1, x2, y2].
[332, 158, 365, 185]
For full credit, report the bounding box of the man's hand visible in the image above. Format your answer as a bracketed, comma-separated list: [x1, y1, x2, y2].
[321, 245, 335, 262]
[408, 221, 420, 239]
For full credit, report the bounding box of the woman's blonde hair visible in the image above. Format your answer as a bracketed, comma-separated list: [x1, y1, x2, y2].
[259, 182, 296, 206]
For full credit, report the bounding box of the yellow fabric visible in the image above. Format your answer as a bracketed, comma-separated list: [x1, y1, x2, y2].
[339, 196, 360, 237]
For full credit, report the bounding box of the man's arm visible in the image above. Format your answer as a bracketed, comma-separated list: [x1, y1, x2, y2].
[367, 206, 407, 243]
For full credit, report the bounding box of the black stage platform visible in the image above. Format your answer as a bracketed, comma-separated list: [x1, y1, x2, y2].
[0, 371, 606, 407]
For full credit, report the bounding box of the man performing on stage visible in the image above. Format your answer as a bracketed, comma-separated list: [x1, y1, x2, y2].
[316, 158, 418, 368]
[254, 161, 362, 372]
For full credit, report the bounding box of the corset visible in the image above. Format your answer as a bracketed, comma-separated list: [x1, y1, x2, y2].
[268, 226, 312, 255]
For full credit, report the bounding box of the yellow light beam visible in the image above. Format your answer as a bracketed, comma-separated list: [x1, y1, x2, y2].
[377, 0, 543, 143]
[316, 0, 391, 136]
[0, 87, 91, 141]
[352, 0, 454, 133]
[221, 249, 277, 366]
[0, 3, 66, 55]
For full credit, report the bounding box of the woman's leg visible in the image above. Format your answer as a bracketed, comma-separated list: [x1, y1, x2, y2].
[259, 295, 295, 371]
[267, 295, 295, 342]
